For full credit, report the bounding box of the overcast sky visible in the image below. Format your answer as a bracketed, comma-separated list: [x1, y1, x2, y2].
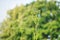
[0, 0, 35, 23]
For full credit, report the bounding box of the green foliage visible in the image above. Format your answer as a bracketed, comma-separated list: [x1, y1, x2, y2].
[0, 0, 60, 40]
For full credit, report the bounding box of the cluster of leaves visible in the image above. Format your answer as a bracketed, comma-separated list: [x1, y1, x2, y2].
[0, 0, 60, 40]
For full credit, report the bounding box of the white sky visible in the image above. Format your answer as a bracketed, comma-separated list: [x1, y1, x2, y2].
[0, 0, 35, 23]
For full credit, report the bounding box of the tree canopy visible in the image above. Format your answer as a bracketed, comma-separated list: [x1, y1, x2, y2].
[0, 0, 60, 40]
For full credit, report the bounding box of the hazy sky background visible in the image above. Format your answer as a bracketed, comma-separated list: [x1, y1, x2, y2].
[0, 0, 35, 23]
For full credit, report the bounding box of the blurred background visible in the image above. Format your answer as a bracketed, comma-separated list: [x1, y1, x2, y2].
[0, 0, 35, 23]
